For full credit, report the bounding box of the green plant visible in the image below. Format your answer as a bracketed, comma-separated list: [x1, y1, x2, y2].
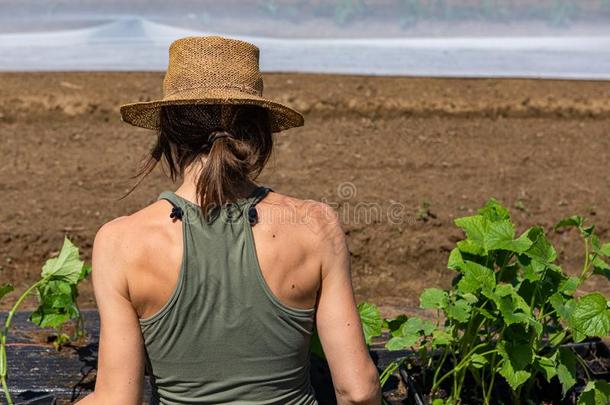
[371, 199, 610, 403]
[310, 301, 382, 360]
[0, 237, 90, 405]
[416, 199, 436, 222]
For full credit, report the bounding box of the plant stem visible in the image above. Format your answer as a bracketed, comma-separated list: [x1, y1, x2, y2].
[431, 345, 496, 391]
[485, 350, 498, 403]
[379, 358, 404, 388]
[581, 237, 590, 279]
[431, 345, 450, 395]
[574, 352, 591, 381]
[1, 279, 44, 405]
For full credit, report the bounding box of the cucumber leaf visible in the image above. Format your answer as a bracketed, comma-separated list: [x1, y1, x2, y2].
[357, 302, 383, 344]
[570, 293, 610, 339]
[557, 347, 577, 398]
[420, 288, 448, 310]
[0, 283, 14, 301]
[41, 237, 84, 284]
[577, 380, 610, 405]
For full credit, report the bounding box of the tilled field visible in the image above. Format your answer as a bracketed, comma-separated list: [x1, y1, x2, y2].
[1, 72, 609, 315]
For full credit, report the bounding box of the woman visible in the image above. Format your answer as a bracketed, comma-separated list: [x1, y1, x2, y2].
[78, 36, 381, 405]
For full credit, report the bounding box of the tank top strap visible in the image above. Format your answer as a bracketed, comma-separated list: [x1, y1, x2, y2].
[157, 191, 187, 221]
[244, 186, 271, 226]
[249, 186, 272, 206]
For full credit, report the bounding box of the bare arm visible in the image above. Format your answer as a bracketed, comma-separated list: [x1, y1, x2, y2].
[76, 220, 145, 405]
[313, 205, 381, 405]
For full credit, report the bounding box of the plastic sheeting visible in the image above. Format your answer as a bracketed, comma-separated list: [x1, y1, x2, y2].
[0, 1, 609, 79]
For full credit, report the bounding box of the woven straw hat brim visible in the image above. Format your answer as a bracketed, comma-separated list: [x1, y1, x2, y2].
[120, 87, 304, 133]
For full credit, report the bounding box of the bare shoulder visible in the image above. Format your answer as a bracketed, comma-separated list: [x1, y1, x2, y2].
[261, 191, 346, 252]
[92, 200, 175, 286]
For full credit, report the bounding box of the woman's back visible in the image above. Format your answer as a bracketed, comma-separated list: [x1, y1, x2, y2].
[115, 186, 334, 404]
[138, 187, 321, 403]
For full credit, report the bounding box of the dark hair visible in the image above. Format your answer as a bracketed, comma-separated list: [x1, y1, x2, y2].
[132, 104, 273, 217]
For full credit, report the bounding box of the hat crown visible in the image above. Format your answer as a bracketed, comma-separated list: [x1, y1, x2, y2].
[162, 36, 264, 98]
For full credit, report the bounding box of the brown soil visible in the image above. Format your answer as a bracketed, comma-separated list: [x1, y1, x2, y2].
[1, 72, 609, 316]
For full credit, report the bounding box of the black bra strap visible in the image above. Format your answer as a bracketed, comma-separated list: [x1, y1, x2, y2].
[158, 191, 185, 221]
[246, 186, 271, 225]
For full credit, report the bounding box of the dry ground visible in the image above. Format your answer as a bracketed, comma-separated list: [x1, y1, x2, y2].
[1, 72, 609, 315]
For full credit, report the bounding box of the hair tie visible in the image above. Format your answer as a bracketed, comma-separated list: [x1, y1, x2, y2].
[210, 131, 231, 144]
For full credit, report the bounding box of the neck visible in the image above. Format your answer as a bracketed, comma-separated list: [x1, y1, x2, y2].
[175, 160, 258, 204]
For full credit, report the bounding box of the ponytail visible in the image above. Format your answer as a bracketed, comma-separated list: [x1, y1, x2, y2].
[127, 104, 273, 218]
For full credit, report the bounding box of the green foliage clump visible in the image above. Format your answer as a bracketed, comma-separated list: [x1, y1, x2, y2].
[366, 199, 610, 404]
[0, 237, 90, 405]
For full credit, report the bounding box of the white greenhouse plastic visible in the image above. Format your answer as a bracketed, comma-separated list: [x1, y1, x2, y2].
[0, 0, 608, 79]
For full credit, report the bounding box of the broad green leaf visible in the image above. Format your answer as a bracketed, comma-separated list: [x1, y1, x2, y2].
[570, 293, 610, 339]
[29, 310, 75, 329]
[385, 334, 419, 351]
[558, 277, 581, 296]
[478, 198, 510, 222]
[445, 299, 472, 323]
[79, 264, 92, 282]
[520, 257, 546, 282]
[491, 287, 536, 330]
[357, 302, 383, 344]
[591, 256, 610, 271]
[454, 215, 487, 250]
[420, 288, 448, 310]
[577, 380, 610, 405]
[499, 359, 530, 391]
[554, 215, 584, 231]
[549, 293, 573, 322]
[456, 239, 484, 256]
[400, 317, 426, 336]
[309, 330, 325, 359]
[494, 283, 514, 297]
[447, 247, 464, 270]
[557, 347, 577, 398]
[497, 341, 532, 391]
[600, 243, 610, 258]
[420, 319, 436, 336]
[485, 220, 515, 247]
[504, 341, 534, 370]
[534, 353, 557, 382]
[454, 213, 531, 254]
[461, 292, 479, 304]
[385, 314, 408, 337]
[431, 329, 453, 346]
[591, 257, 610, 282]
[458, 261, 496, 295]
[525, 227, 557, 264]
[470, 353, 488, 369]
[41, 237, 84, 284]
[512, 232, 535, 254]
[0, 283, 14, 301]
[547, 329, 567, 347]
[30, 280, 79, 329]
[486, 220, 532, 253]
[398, 316, 436, 337]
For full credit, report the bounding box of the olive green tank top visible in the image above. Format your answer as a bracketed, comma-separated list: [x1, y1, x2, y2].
[139, 186, 318, 405]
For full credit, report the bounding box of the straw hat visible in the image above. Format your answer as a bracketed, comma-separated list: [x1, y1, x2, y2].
[120, 36, 304, 132]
